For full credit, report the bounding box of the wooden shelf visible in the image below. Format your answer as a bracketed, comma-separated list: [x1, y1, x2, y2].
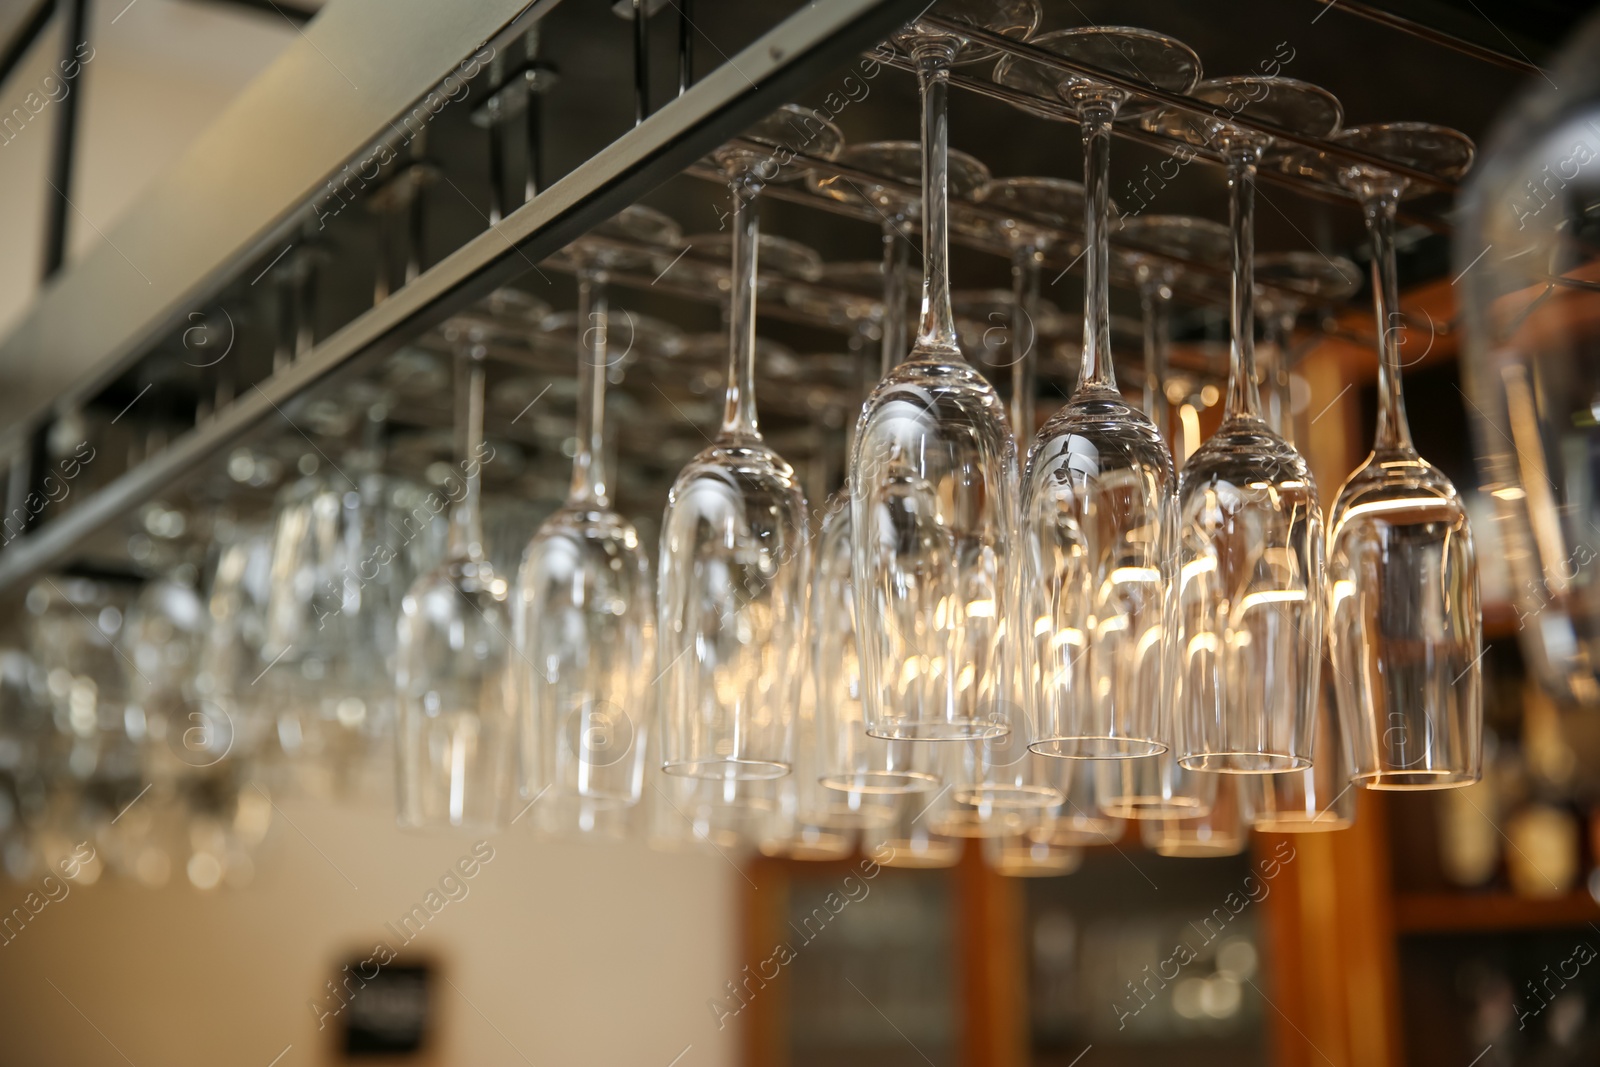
[1393, 890, 1600, 933]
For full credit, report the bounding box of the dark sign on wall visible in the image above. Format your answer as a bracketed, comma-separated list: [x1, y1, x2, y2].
[341, 961, 432, 1058]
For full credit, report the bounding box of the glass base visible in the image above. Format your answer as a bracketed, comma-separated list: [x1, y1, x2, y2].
[1253, 812, 1355, 833]
[1099, 795, 1210, 821]
[951, 783, 1063, 809]
[930, 809, 1025, 838]
[760, 831, 854, 861]
[869, 840, 963, 868]
[1179, 752, 1312, 773]
[1354, 769, 1480, 790]
[811, 806, 895, 831]
[865, 719, 1009, 742]
[1034, 824, 1123, 846]
[1030, 735, 1166, 759]
[1152, 838, 1248, 858]
[820, 770, 942, 795]
[661, 757, 790, 781]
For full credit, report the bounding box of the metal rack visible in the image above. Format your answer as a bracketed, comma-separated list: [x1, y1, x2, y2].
[0, 0, 1551, 597]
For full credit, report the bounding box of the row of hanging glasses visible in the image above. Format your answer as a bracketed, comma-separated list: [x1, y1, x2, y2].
[385, 2, 1487, 867]
[0, 0, 1493, 882]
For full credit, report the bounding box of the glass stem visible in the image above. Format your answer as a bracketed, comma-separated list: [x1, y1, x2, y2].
[486, 101, 505, 226]
[449, 351, 488, 563]
[1223, 145, 1264, 423]
[1269, 306, 1299, 446]
[569, 267, 611, 507]
[880, 215, 910, 379]
[719, 173, 762, 440]
[1079, 98, 1119, 393]
[1366, 190, 1415, 454]
[1140, 279, 1171, 440]
[912, 41, 961, 359]
[1010, 245, 1040, 437]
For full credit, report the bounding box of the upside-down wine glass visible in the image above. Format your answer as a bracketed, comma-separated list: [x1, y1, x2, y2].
[1292, 123, 1482, 788]
[1147, 76, 1343, 772]
[1141, 771, 1250, 856]
[851, 0, 1039, 743]
[808, 233, 953, 827]
[1250, 669, 1355, 831]
[395, 342, 515, 830]
[813, 256, 941, 801]
[516, 208, 679, 832]
[657, 109, 840, 779]
[1120, 215, 1233, 446]
[1253, 251, 1361, 442]
[994, 27, 1201, 760]
[959, 176, 1094, 437]
[982, 823, 1083, 877]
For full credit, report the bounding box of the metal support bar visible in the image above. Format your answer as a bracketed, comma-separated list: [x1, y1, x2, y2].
[41, 0, 86, 280]
[0, 0, 54, 93]
[677, 0, 691, 95]
[1309, 0, 1545, 77]
[633, 0, 649, 125]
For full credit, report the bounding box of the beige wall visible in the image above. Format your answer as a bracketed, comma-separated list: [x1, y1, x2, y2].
[0, 794, 740, 1066]
[0, 0, 299, 337]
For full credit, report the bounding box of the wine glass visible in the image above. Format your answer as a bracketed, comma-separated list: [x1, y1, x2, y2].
[1285, 123, 1482, 788]
[758, 669, 874, 861]
[1141, 772, 1250, 856]
[657, 109, 842, 779]
[1095, 745, 1217, 820]
[994, 27, 1201, 760]
[1457, 21, 1600, 707]
[1250, 670, 1355, 831]
[516, 209, 679, 830]
[812, 270, 943, 801]
[807, 138, 989, 379]
[395, 341, 515, 830]
[862, 787, 963, 869]
[850, 1, 1039, 742]
[1145, 77, 1343, 772]
[957, 176, 1094, 437]
[1253, 251, 1361, 442]
[1032, 757, 1124, 845]
[983, 823, 1082, 876]
[1120, 215, 1233, 444]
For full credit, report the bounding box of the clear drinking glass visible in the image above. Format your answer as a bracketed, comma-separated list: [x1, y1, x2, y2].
[1141, 772, 1250, 857]
[1095, 746, 1217, 820]
[1032, 757, 1125, 845]
[1458, 17, 1600, 707]
[851, 1, 1038, 742]
[862, 788, 963, 868]
[395, 345, 515, 830]
[1147, 77, 1343, 772]
[1288, 123, 1483, 788]
[813, 262, 942, 799]
[1121, 215, 1233, 444]
[1253, 252, 1361, 442]
[516, 229, 668, 829]
[657, 111, 840, 779]
[983, 823, 1082, 877]
[994, 27, 1201, 759]
[1250, 670, 1355, 831]
[959, 175, 1094, 437]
